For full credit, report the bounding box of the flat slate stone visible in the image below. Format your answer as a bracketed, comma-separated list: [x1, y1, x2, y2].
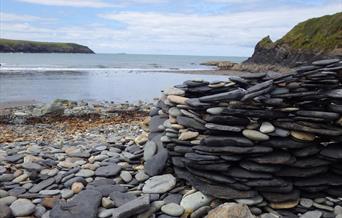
[185, 98, 211, 107]
[312, 58, 340, 66]
[186, 167, 236, 184]
[199, 88, 245, 102]
[29, 177, 55, 193]
[201, 136, 254, 147]
[176, 116, 206, 131]
[203, 115, 250, 126]
[248, 150, 295, 164]
[326, 89, 342, 99]
[242, 85, 273, 101]
[144, 144, 168, 176]
[112, 195, 150, 218]
[257, 183, 293, 193]
[246, 80, 273, 94]
[143, 174, 176, 194]
[205, 123, 242, 132]
[175, 167, 258, 200]
[184, 80, 209, 87]
[320, 143, 342, 159]
[225, 167, 273, 179]
[221, 108, 288, 119]
[262, 190, 300, 203]
[291, 157, 330, 168]
[110, 191, 137, 207]
[150, 116, 168, 132]
[87, 185, 127, 197]
[95, 164, 121, 177]
[183, 161, 230, 171]
[261, 138, 313, 149]
[5, 154, 23, 162]
[240, 161, 281, 173]
[184, 152, 220, 161]
[245, 178, 288, 187]
[50, 190, 102, 218]
[193, 145, 273, 154]
[274, 121, 342, 136]
[296, 110, 339, 120]
[275, 166, 328, 177]
[293, 147, 321, 159]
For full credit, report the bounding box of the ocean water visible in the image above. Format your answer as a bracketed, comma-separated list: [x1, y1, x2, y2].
[0, 53, 246, 103]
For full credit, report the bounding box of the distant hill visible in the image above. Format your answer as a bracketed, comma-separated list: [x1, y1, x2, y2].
[244, 12, 342, 67]
[0, 38, 94, 53]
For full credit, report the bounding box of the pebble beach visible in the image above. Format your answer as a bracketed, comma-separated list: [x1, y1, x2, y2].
[1, 59, 342, 218]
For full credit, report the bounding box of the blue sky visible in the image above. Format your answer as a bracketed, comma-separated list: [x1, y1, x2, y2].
[1, 0, 341, 56]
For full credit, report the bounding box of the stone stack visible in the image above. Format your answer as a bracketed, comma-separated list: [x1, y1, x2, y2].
[145, 58, 342, 209]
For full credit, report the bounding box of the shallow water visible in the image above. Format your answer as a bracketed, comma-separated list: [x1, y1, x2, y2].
[0, 53, 246, 103]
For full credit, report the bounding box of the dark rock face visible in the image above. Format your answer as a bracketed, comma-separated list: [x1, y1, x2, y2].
[145, 58, 342, 209]
[244, 36, 337, 67]
[244, 13, 342, 67]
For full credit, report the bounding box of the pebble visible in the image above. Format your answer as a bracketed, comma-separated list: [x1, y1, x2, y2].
[335, 205, 342, 215]
[61, 189, 74, 199]
[10, 198, 36, 217]
[135, 171, 149, 182]
[0, 196, 17, 206]
[137, 200, 165, 218]
[75, 169, 95, 177]
[300, 211, 322, 218]
[161, 203, 184, 216]
[242, 129, 270, 141]
[260, 122, 275, 133]
[95, 164, 121, 177]
[300, 198, 314, 208]
[143, 141, 157, 161]
[143, 174, 176, 194]
[291, 131, 315, 141]
[102, 197, 114, 208]
[313, 202, 334, 211]
[180, 191, 212, 213]
[164, 87, 185, 96]
[0, 204, 12, 218]
[190, 206, 211, 218]
[120, 171, 133, 183]
[179, 131, 199, 141]
[71, 182, 84, 193]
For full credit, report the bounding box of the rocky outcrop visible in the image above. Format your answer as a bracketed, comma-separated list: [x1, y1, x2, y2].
[0, 38, 94, 53]
[245, 12, 342, 67]
[145, 58, 342, 211]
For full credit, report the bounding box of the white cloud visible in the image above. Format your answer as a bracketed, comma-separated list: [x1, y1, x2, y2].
[96, 3, 341, 55]
[15, 0, 167, 8]
[16, 0, 114, 8]
[1, 2, 341, 56]
[205, 0, 261, 3]
[0, 12, 42, 22]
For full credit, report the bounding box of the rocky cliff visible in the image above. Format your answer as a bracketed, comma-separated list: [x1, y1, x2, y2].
[0, 38, 94, 53]
[244, 12, 342, 67]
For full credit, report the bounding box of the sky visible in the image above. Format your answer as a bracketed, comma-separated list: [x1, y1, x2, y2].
[0, 0, 341, 56]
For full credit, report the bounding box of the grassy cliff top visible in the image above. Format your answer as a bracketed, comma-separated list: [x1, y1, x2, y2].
[0, 38, 94, 53]
[277, 12, 342, 52]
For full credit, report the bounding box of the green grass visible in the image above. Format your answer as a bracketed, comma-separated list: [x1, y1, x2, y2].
[0, 38, 94, 53]
[257, 36, 274, 48]
[277, 12, 342, 52]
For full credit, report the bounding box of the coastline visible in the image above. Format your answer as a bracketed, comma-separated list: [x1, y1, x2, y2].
[0, 69, 286, 109]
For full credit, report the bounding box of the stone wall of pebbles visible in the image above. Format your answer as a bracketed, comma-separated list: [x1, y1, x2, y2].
[144, 58, 342, 209]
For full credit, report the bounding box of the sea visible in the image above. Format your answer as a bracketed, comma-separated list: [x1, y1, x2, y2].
[0, 53, 246, 104]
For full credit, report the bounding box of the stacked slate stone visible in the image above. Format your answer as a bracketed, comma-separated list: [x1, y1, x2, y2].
[145, 58, 342, 209]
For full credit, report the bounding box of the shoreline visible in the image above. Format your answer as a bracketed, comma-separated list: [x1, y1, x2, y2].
[0, 69, 285, 109]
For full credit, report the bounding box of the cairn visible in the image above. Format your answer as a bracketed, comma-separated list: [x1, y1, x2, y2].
[144, 58, 342, 209]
